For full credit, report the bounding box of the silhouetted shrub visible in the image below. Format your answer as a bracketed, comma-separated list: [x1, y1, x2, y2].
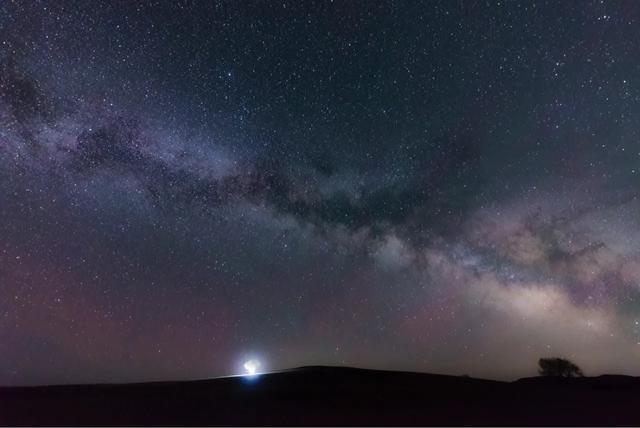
[538, 358, 584, 377]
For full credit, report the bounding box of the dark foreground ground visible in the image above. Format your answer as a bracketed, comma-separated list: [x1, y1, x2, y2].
[2, 366, 640, 426]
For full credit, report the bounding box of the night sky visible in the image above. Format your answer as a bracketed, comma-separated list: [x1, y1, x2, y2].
[2, 1, 640, 386]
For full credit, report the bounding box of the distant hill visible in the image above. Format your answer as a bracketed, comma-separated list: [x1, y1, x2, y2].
[2, 366, 640, 425]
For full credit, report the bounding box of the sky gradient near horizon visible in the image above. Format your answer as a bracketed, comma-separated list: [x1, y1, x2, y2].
[2, 0, 640, 385]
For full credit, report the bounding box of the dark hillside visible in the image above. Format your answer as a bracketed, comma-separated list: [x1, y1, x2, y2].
[2, 366, 640, 426]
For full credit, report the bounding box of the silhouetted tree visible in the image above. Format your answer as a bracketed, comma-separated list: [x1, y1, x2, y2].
[538, 358, 584, 377]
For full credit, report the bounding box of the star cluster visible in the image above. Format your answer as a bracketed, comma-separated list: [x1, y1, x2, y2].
[1, 0, 640, 385]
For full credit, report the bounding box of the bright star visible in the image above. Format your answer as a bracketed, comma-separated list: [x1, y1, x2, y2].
[243, 359, 259, 376]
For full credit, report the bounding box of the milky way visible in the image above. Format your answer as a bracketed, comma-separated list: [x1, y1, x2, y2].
[2, 1, 640, 385]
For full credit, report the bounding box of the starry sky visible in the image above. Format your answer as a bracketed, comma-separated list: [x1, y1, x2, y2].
[2, 0, 640, 386]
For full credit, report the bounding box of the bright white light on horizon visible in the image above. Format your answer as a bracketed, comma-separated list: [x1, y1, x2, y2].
[243, 359, 260, 376]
